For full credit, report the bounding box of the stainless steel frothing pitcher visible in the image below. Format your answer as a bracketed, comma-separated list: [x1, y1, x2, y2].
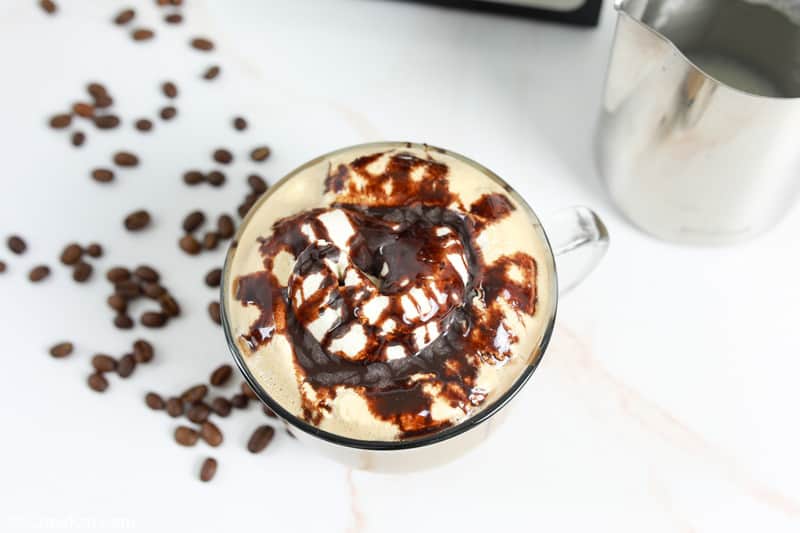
[596, 0, 800, 244]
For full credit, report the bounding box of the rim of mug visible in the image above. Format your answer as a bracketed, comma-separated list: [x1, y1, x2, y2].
[220, 141, 559, 451]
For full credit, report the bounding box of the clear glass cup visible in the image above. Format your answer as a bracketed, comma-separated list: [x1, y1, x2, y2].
[221, 142, 609, 471]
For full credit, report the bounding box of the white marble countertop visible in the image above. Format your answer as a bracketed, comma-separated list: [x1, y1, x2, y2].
[1, 1, 799, 531]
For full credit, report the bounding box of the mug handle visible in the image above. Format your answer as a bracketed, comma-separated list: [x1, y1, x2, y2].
[544, 207, 609, 295]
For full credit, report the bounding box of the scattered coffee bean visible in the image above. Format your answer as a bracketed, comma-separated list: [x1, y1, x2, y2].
[87, 82, 108, 99]
[8, 235, 26, 254]
[106, 267, 131, 283]
[94, 115, 121, 129]
[60, 243, 83, 265]
[132, 28, 155, 41]
[233, 117, 247, 131]
[86, 243, 103, 258]
[247, 174, 268, 194]
[250, 146, 271, 162]
[117, 354, 136, 378]
[114, 279, 140, 298]
[210, 397, 231, 417]
[113, 151, 139, 167]
[174, 426, 199, 446]
[114, 8, 135, 25]
[241, 382, 258, 400]
[217, 215, 235, 239]
[202, 65, 220, 80]
[181, 384, 208, 403]
[142, 282, 165, 299]
[49, 114, 71, 129]
[73, 261, 93, 282]
[205, 268, 222, 288]
[187, 403, 210, 424]
[135, 118, 153, 132]
[183, 170, 204, 185]
[166, 397, 184, 417]
[158, 294, 181, 317]
[29, 265, 50, 282]
[72, 102, 94, 118]
[199, 457, 217, 482]
[91, 354, 117, 373]
[179, 234, 201, 255]
[164, 13, 182, 24]
[262, 405, 277, 418]
[91, 168, 114, 183]
[134, 265, 159, 283]
[190, 37, 214, 51]
[107, 293, 127, 313]
[209, 364, 232, 387]
[94, 94, 113, 109]
[247, 425, 275, 453]
[114, 313, 134, 329]
[88, 372, 108, 393]
[200, 421, 223, 447]
[162, 81, 178, 99]
[160, 106, 177, 120]
[124, 210, 151, 231]
[182, 211, 205, 233]
[132, 339, 154, 363]
[208, 302, 221, 325]
[71, 131, 86, 147]
[0, 261, 5, 273]
[230, 394, 249, 409]
[49, 342, 74, 358]
[212, 149, 232, 165]
[141, 311, 167, 328]
[156, 0, 170, 5]
[202, 232, 218, 250]
[39, 0, 57, 14]
[206, 171, 225, 187]
[145, 392, 165, 410]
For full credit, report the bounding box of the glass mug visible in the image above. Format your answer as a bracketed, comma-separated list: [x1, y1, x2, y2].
[221, 142, 609, 471]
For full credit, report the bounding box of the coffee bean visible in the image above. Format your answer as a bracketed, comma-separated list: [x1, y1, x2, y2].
[202, 232, 218, 250]
[114, 8, 135, 25]
[162, 81, 178, 99]
[91, 354, 117, 372]
[86, 243, 103, 258]
[241, 382, 258, 400]
[247, 425, 275, 453]
[156, 0, 170, 5]
[142, 282, 165, 299]
[124, 210, 151, 231]
[206, 171, 225, 187]
[94, 94, 113, 109]
[114, 280, 140, 298]
[190, 37, 214, 51]
[133, 265, 159, 283]
[182, 211, 205, 233]
[39, 0, 57, 14]
[217, 215, 235, 239]
[117, 354, 136, 378]
[202, 65, 220, 80]
[212, 149, 232, 165]
[72, 102, 94, 118]
[114, 314, 134, 329]
[209, 364, 232, 387]
[200, 421, 223, 447]
[88, 373, 108, 393]
[91, 168, 114, 183]
[60, 243, 83, 265]
[7, 235, 26, 254]
[29, 265, 50, 282]
[181, 384, 208, 403]
[113, 151, 138, 167]
[160, 106, 177, 120]
[247, 174, 268, 194]
[199, 457, 217, 482]
[170, 0, 183, 5]
[179, 234, 201, 255]
[49, 114, 71, 129]
[141, 311, 167, 328]
[210, 397, 231, 417]
[145, 392, 165, 410]
[187, 403, 210, 424]
[132, 339, 154, 363]
[250, 146, 271, 162]
[205, 268, 222, 288]
[164, 13, 182, 24]
[73, 261, 93, 282]
[183, 170, 204, 185]
[233, 117, 247, 131]
[230, 394, 249, 409]
[135, 119, 153, 132]
[174, 426, 199, 446]
[71, 131, 86, 147]
[107, 293, 127, 313]
[166, 397, 183, 417]
[132, 28, 155, 41]
[94, 115, 120, 129]
[262, 405, 277, 418]
[158, 294, 181, 317]
[106, 267, 130, 283]
[208, 302, 221, 325]
[0, 261, 6, 273]
[87, 83, 107, 99]
[49, 342, 73, 358]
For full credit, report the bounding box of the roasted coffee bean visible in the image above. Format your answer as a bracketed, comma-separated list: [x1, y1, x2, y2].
[94, 115, 120, 129]
[212, 149, 232, 165]
[202, 232, 218, 250]
[49, 114, 71, 129]
[29, 265, 50, 282]
[132, 28, 155, 41]
[206, 170, 225, 187]
[0, 261, 6, 273]
[164, 13, 182, 24]
[158, 294, 181, 317]
[88, 372, 108, 393]
[114, 279, 140, 298]
[233, 117, 247, 131]
[133, 265, 159, 283]
[181, 384, 208, 403]
[217, 215, 235, 239]
[86, 243, 103, 258]
[114, 8, 135, 25]
[141, 311, 167, 328]
[199, 457, 217, 482]
[60, 243, 83, 265]
[91, 354, 117, 372]
[72, 102, 94, 117]
[113, 151, 139, 167]
[179, 234, 201, 255]
[114, 313, 134, 329]
[205, 268, 222, 288]
[170, 0, 183, 5]
[166, 397, 183, 417]
[106, 266, 130, 283]
[247, 425, 275, 453]
[94, 94, 113, 109]
[145, 392, 165, 410]
[91, 168, 114, 183]
[73, 261, 93, 282]
[7, 235, 26, 254]
[71, 131, 86, 147]
[262, 405, 277, 418]
[87, 82, 107, 99]
[200, 421, 223, 447]
[160, 106, 177, 120]
[209, 364, 232, 387]
[135, 118, 153, 132]
[142, 282, 165, 299]
[39, 0, 57, 14]
[174, 426, 199, 446]
[182, 211, 205, 233]
[132, 339, 154, 363]
[162, 81, 178, 99]
[202, 65, 220, 80]
[241, 382, 258, 400]
[124, 210, 151, 231]
[190, 37, 214, 51]
[156, 0, 170, 5]
[117, 354, 136, 378]
[247, 174, 268, 194]
[207, 302, 221, 325]
[250, 146, 271, 162]
[107, 293, 127, 313]
[187, 403, 211, 424]
[210, 397, 231, 417]
[49, 342, 74, 358]
[230, 394, 249, 409]
[183, 170, 204, 185]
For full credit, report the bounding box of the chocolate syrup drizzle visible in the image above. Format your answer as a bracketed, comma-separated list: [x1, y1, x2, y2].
[234, 150, 537, 438]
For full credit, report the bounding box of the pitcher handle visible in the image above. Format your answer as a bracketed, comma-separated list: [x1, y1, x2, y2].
[545, 207, 609, 295]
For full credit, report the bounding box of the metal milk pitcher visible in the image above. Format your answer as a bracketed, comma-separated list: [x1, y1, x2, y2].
[596, 0, 800, 244]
